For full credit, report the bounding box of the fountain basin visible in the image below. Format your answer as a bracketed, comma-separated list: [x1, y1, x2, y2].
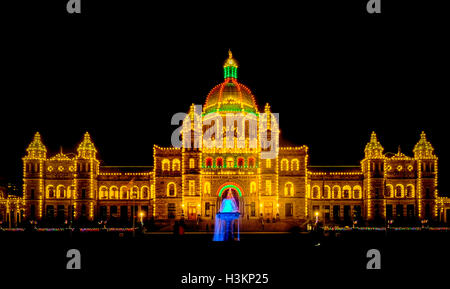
[216, 212, 240, 221]
[213, 212, 241, 242]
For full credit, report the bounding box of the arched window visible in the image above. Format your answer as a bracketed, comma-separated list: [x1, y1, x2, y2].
[281, 159, 289, 171]
[385, 184, 393, 198]
[172, 159, 180, 171]
[312, 186, 320, 199]
[342, 185, 351, 199]
[248, 158, 255, 167]
[332, 186, 341, 199]
[120, 186, 128, 199]
[216, 158, 223, 167]
[226, 157, 234, 168]
[167, 182, 176, 197]
[99, 186, 108, 199]
[353, 186, 362, 199]
[188, 180, 195, 195]
[205, 158, 213, 167]
[57, 185, 66, 199]
[109, 186, 118, 199]
[323, 186, 331, 199]
[291, 159, 299, 170]
[204, 182, 211, 195]
[189, 158, 195, 169]
[162, 159, 170, 171]
[285, 182, 294, 196]
[395, 185, 404, 198]
[250, 182, 257, 194]
[406, 184, 414, 198]
[47, 185, 55, 199]
[237, 157, 244, 167]
[141, 186, 149, 199]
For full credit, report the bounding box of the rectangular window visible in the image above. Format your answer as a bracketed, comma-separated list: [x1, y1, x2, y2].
[425, 188, 431, 198]
[189, 180, 195, 195]
[30, 188, 35, 200]
[30, 205, 36, 220]
[100, 206, 107, 220]
[168, 203, 176, 219]
[425, 203, 431, 218]
[266, 159, 271, 168]
[333, 205, 340, 220]
[396, 204, 404, 218]
[375, 188, 380, 198]
[374, 204, 380, 217]
[205, 202, 210, 217]
[251, 202, 256, 217]
[285, 203, 293, 217]
[81, 205, 87, 217]
[120, 206, 128, 221]
[324, 205, 330, 221]
[386, 204, 393, 219]
[110, 206, 118, 217]
[407, 205, 415, 219]
[265, 180, 272, 195]
[46, 205, 54, 218]
[353, 205, 361, 219]
[81, 189, 86, 199]
[344, 205, 351, 221]
[57, 205, 65, 220]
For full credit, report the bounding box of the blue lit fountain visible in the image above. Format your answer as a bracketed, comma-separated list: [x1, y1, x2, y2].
[213, 189, 240, 242]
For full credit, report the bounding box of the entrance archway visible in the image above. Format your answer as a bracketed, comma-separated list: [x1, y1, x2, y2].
[217, 183, 243, 197]
[217, 182, 244, 213]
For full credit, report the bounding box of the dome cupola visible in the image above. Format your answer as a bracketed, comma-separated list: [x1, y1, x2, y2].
[413, 131, 435, 159]
[364, 131, 384, 158]
[223, 49, 238, 79]
[25, 132, 47, 159]
[77, 132, 97, 159]
[204, 50, 258, 115]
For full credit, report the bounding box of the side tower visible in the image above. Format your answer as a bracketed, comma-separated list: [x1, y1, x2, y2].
[153, 145, 183, 220]
[361, 131, 385, 222]
[182, 104, 202, 220]
[413, 131, 438, 221]
[277, 145, 308, 221]
[75, 132, 99, 221]
[259, 103, 280, 221]
[23, 132, 47, 220]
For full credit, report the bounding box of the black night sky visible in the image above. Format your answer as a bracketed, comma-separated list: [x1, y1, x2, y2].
[1, 1, 449, 195]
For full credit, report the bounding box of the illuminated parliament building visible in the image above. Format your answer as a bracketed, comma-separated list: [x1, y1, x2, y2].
[3, 51, 449, 228]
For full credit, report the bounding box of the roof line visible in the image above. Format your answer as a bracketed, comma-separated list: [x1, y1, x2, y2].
[309, 165, 360, 168]
[101, 166, 153, 168]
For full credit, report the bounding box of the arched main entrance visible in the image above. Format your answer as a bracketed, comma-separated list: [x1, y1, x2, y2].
[217, 182, 244, 213]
